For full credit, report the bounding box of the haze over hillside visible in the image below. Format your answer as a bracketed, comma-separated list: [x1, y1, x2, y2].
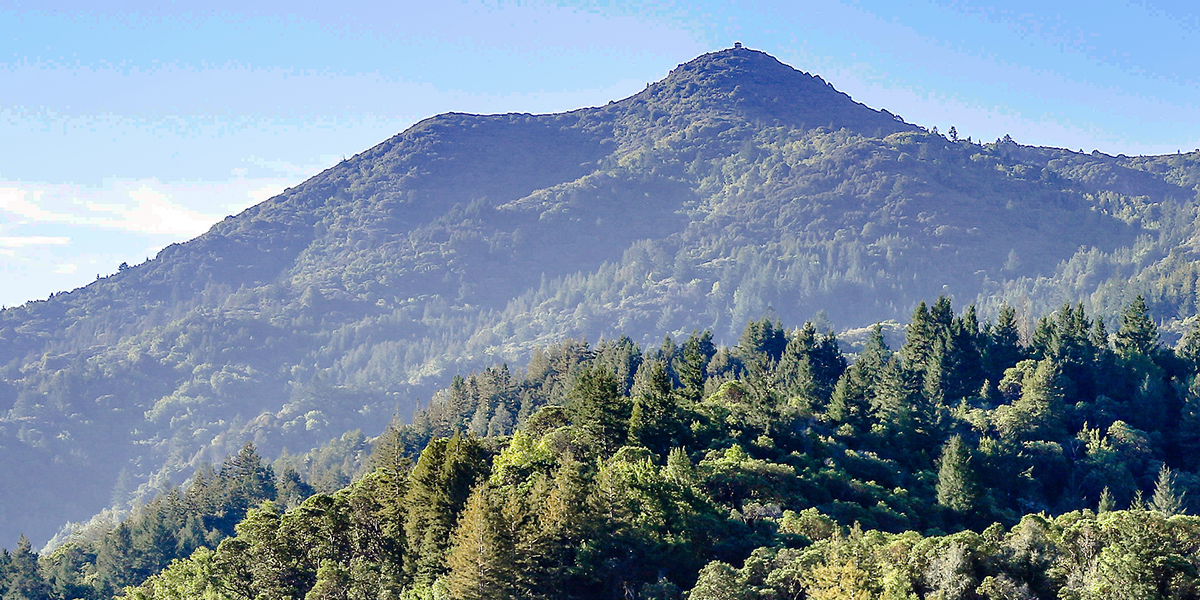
[3, 47, 1200, 545]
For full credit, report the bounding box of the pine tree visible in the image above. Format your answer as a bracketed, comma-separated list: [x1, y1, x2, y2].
[446, 485, 514, 600]
[215, 442, 277, 535]
[1116, 295, 1159, 356]
[530, 460, 589, 598]
[737, 318, 787, 376]
[569, 365, 631, 457]
[998, 358, 1065, 441]
[901, 301, 936, 372]
[936, 435, 978, 514]
[829, 324, 889, 432]
[403, 434, 489, 586]
[1150, 465, 1186, 516]
[628, 360, 680, 455]
[987, 305, 1024, 380]
[3, 535, 52, 600]
[1029, 316, 1054, 360]
[1098, 487, 1115, 513]
[678, 330, 716, 403]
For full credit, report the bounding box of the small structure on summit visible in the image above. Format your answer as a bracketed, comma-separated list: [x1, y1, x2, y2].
[734, 41, 743, 49]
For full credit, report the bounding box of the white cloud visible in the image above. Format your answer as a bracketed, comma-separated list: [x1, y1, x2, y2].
[0, 176, 301, 307]
[82, 185, 214, 236]
[0, 236, 71, 247]
[0, 188, 67, 222]
[0, 178, 291, 237]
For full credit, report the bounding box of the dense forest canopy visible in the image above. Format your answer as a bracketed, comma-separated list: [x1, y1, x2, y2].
[6, 296, 1200, 598]
[3, 46, 1200, 548]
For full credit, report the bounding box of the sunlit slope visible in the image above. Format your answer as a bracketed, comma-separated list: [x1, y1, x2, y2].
[1, 47, 1199, 544]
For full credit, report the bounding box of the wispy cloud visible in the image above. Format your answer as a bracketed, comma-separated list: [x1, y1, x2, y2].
[0, 178, 289, 237]
[0, 177, 295, 307]
[0, 236, 71, 247]
[0, 189, 66, 222]
[0, 184, 214, 236]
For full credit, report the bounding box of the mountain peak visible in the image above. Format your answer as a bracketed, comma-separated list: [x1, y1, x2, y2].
[635, 46, 914, 136]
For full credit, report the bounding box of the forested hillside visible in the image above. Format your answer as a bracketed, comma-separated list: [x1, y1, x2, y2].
[4, 46, 1200, 545]
[8, 296, 1200, 598]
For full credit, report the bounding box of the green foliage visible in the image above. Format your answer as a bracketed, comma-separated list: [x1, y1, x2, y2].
[4, 296, 1178, 600]
[6, 47, 1200, 548]
[936, 435, 978, 514]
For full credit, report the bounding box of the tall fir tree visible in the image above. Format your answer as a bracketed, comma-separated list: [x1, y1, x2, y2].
[446, 485, 515, 600]
[628, 360, 681, 456]
[936, 435, 979, 514]
[678, 330, 716, 404]
[569, 365, 631, 457]
[1115, 295, 1159, 356]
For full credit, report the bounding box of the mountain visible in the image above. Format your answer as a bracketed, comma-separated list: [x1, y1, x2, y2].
[3, 46, 1200, 545]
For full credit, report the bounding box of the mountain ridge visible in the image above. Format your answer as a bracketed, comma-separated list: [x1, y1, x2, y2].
[3, 47, 1200, 545]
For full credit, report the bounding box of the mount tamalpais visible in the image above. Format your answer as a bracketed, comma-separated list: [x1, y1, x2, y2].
[2, 47, 1200, 545]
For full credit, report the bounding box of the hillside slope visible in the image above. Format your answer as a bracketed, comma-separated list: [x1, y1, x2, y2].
[3, 47, 1200, 544]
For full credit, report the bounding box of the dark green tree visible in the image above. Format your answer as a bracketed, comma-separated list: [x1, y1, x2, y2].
[986, 305, 1025, 381]
[936, 435, 979, 514]
[628, 360, 681, 456]
[403, 433, 489, 586]
[569, 365, 631, 457]
[3, 535, 52, 600]
[678, 330, 717, 404]
[1115, 295, 1159, 356]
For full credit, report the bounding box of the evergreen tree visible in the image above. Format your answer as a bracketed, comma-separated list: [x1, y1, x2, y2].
[1150, 465, 1185, 516]
[687, 561, 743, 600]
[1098, 487, 1115, 513]
[569, 365, 631, 457]
[403, 434, 489, 586]
[214, 442, 277, 535]
[871, 356, 936, 455]
[987, 305, 1025, 381]
[998, 358, 1066, 441]
[628, 360, 680, 455]
[446, 485, 515, 600]
[679, 330, 716, 404]
[1115, 295, 1159, 356]
[936, 435, 978, 514]
[829, 324, 889, 432]
[777, 323, 820, 406]
[3, 535, 51, 600]
[901, 301, 936, 372]
[1030, 316, 1055, 361]
[737, 318, 787, 376]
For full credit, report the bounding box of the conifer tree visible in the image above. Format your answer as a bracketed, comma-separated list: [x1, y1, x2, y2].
[403, 434, 488, 586]
[569, 365, 630, 457]
[987, 305, 1025, 380]
[1098, 487, 1115, 513]
[902, 301, 936, 373]
[1029, 316, 1055, 360]
[3, 535, 52, 600]
[1116, 295, 1159, 356]
[1150, 465, 1185, 516]
[446, 485, 514, 600]
[998, 358, 1066, 441]
[679, 330, 716, 403]
[737, 318, 787, 376]
[628, 360, 680, 455]
[936, 435, 978, 514]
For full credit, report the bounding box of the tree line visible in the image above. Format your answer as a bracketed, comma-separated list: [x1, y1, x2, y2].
[9, 295, 1200, 598]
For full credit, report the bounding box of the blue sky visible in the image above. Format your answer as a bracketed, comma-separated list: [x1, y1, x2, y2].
[2, 1, 1198, 307]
